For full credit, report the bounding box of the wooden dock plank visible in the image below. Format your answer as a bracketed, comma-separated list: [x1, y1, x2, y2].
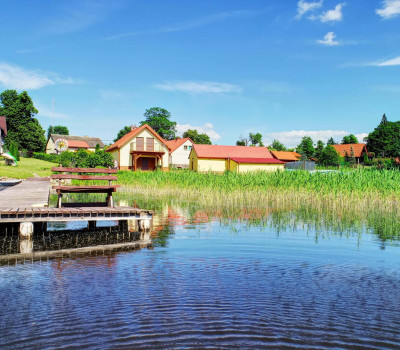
[0, 178, 50, 209]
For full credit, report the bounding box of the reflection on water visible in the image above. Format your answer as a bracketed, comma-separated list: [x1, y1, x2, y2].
[1, 194, 400, 348]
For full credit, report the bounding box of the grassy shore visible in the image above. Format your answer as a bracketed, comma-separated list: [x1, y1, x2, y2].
[0, 157, 56, 179]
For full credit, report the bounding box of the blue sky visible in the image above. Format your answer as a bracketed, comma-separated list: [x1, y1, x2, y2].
[1, 0, 400, 147]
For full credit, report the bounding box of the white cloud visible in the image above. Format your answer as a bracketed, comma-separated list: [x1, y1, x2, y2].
[312, 3, 345, 22]
[36, 105, 69, 120]
[376, 0, 400, 19]
[296, 0, 323, 19]
[107, 10, 259, 40]
[176, 122, 221, 141]
[154, 81, 242, 94]
[0, 62, 75, 90]
[317, 32, 340, 46]
[265, 130, 367, 148]
[99, 90, 124, 100]
[370, 56, 400, 66]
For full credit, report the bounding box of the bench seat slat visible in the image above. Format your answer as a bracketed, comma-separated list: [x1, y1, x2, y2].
[51, 174, 117, 181]
[54, 185, 119, 194]
[51, 167, 118, 174]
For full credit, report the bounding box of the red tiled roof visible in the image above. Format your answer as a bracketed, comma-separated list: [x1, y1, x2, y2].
[67, 140, 90, 148]
[107, 124, 167, 152]
[192, 144, 274, 159]
[230, 157, 284, 164]
[164, 138, 193, 153]
[331, 143, 368, 158]
[271, 151, 300, 161]
[0, 116, 7, 136]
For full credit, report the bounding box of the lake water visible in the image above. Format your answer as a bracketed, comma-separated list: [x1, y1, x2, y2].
[1, 198, 400, 349]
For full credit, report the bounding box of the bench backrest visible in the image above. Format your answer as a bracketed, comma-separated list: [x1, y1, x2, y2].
[51, 167, 118, 182]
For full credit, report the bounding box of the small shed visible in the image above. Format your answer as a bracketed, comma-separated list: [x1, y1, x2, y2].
[271, 151, 301, 163]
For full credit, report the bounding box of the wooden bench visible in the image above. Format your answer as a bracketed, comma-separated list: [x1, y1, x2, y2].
[51, 167, 119, 208]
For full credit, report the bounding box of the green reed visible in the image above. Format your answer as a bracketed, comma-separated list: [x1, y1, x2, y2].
[117, 168, 400, 197]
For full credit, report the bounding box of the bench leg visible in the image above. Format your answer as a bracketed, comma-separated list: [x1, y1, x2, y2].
[57, 193, 62, 208]
[106, 193, 113, 208]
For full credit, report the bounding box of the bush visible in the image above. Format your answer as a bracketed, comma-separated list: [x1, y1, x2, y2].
[370, 158, 398, 170]
[33, 149, 113, 168]
[33, 152, 60, 163]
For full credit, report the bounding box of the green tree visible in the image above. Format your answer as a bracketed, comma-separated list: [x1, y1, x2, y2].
[318, 145, 341, 166]
[114, 125, 131, 142]
[47, 125, 69, 139]
[140, 107, 176, 140]
[366, 115, 400, 158]
[249, 132, 264, 146]
[296, 136, 314, 158]
[327, 137, 337, 145]
[236, 135, 249, 146]
[379, 113, 388, 126]
[8, 140, 20, 161]
[0, 90, 46, 152]
[349, 145, 356, 165]
[314, 140, 325, 160]
[269, 139, 286, 151]
[342, 134, 359, 144]
[182, 129, 212, 144]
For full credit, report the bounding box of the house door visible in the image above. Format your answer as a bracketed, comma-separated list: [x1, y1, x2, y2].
[140, 157, 156, 171]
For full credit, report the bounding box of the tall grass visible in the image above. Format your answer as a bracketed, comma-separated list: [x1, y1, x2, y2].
[117, 168, 400, 198]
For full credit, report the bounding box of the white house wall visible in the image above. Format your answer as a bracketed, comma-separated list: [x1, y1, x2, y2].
[170, 140, 193, 167]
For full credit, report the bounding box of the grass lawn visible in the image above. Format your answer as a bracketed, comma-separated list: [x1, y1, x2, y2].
[0, 157, 57, 179]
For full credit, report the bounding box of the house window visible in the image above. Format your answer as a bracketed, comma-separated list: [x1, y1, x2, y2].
[146, 137, 154, 151]
[184, 145, 192, 151]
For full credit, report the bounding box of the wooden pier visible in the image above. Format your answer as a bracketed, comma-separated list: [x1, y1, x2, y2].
[0, 177, 153, 258]
[0, 207, 152, 223]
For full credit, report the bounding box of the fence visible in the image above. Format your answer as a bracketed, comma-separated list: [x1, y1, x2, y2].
[284, 161, 316, 171]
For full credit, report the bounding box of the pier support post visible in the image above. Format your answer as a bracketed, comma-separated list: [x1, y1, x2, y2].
[34, 222, 47, 234]
[19, 222, 34, 239]
[127, 219, 137, 232]
[138, 213, 151, 232]
[88, 221, 97, 230]
[20, 239, 33, 254]
[118, 220, 128, 231]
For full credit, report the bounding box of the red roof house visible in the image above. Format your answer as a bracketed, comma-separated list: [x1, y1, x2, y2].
[189, 144, 284, 172]
[331, 143, 368, 162]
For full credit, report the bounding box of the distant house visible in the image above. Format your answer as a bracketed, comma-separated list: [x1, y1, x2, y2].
[331, 143, 369, 163]
[271, 151, 301, 163]
[106, 124, 169, 171]
[46, 134, 104, 154]
[164, 138, 194, 168]
[189, 144, 284, 173]
[0, 116, 7, 154]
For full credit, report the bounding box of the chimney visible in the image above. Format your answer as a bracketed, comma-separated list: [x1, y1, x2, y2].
[131, 125, 137, 131]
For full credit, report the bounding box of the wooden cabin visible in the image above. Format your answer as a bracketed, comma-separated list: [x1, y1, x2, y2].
[106, 124, 169, 171]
